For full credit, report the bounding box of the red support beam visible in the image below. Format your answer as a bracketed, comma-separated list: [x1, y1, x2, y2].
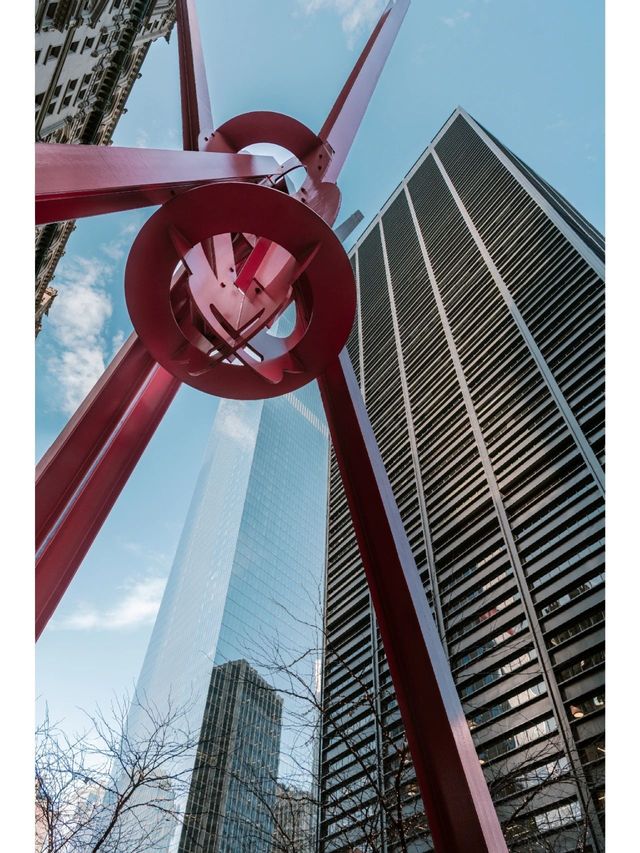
[319, 0, 410, 183]
[36, 366, 180, 640]
[35, 0, 222, 636]
[36, 144, 281, 225]
[36, 334, 154, 550]
[318, 351, 508, 853]
[176, 0, 215, 152]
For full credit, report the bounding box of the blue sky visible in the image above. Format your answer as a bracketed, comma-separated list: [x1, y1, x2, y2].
[35, 0, 604, 738]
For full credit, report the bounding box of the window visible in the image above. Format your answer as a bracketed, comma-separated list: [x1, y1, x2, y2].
[556, 648, 605, 682]
[54, 85, 62, 97]
[460, 649, 537, 699]
[548, 608, 604, 646]
[568, 693, 605, 720]
[534, 800, 582, 832]
[580, 739, 605, 764]
[47, 45, 61, 62]
[35, 93, 45, 107]
[46, 2, 58, 17]
[467, 681, 545, 728]
[478, 716, 557, 763]
[70, 40, 79, 53]
[84, 37, 95, 51]
[62, 95, 72, 108]
[35, 50, 41, 63]
[539, 572, 604, 618]
[99, 33, 109, 45]
[67, 79, 77, 91]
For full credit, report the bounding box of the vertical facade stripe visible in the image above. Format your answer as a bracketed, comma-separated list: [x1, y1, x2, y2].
[355, 238, 386, 848]
[459, 110, 605, 280]
[403, 181, 604, 852]
[431, 148, 605, 496]
[355, 249, 366, 403]
[378, 215, 446, 645]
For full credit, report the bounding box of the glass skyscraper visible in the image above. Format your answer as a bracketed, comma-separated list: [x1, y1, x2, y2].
[319, 108, 604, 853]
[128, 376, 329, 851]
[180, 659, 283, 853]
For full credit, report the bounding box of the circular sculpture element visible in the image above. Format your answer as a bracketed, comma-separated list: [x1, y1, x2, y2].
[125, 181, 356, 400]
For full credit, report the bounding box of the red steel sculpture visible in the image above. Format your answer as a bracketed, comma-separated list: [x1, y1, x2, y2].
[35, 1, 508, 850]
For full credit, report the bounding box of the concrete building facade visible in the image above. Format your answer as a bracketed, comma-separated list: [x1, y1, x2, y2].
[319, 108, 605, 853]
[180, 659, 283, 853]
[35, 0, 175, 334]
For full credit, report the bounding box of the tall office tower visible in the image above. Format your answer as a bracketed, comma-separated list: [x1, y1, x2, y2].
[127, 379, 329, 851]
[319, 107, 605, 853]
[271, 784, 315, 853]
[180, 659, 283, 853]
[35, 0, 175, 334]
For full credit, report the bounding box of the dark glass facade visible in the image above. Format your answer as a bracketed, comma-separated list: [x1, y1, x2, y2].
[319, 108, 604, 853]
[180, 659, 283, 853]
[126, 380, 329, 851]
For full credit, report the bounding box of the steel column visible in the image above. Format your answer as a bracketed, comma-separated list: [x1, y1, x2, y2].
[36, 333, 154, 550]
[35, 0, 217, 634]
[36, 143, 282, 225]
[36, 367, 180, 639]
[318, 350, 508, 853]
[319, 0, 410, 183]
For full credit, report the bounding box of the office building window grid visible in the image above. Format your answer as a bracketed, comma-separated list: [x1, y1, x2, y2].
[319, 109, 604, 853]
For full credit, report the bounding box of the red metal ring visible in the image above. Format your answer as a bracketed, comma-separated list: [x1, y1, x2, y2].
[125, 181, 356, 400]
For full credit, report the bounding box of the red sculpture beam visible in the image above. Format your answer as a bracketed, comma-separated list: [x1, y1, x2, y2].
[35, 1, 509, 849]
[36, 144, 283, 225]
[318, 352, 507, 852]
[35, 0, 215, 637]
[320, 0, 409, 183]
[36, 365, 179, 639]
[176, 0, 214, 151]
[36, 333, 153, 550]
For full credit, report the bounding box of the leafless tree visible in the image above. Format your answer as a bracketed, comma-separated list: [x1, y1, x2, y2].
[35, 693, 210, 853]
[234, 600, 599, 853]
[36, 603, 599, 853]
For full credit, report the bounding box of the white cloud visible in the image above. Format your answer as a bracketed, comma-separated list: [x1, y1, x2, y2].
[441, 9, 472, 28]
[298, 0, 386, 43]
[48, 257, 113, 416]
[101, 240, 126, 261]
[47, 220, 141, 416]
[216, 400, 260, 448]
[54, 576, 167, 632]
[110, 329, 126, 358]
[134, 128, 150, 149]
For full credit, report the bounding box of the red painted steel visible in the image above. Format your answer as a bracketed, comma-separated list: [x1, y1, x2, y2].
[176, 0, 214, 151]
[35, 0, 509, 846]
[34, 0, 217, 633]
[36, 333, 154, 551]
[36, 366, 180, 640]
[36, 144, 282, 225]
[125, 181, 356, 399]
[318, 351, 509, 853]
[320, 0, 410, 183]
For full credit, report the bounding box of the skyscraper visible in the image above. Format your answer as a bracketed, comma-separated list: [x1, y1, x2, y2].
[319, 107, 604, 853]
[129, 378, 329, 850]
[35, 0, 176, 333]
[180, 659, 283, 853]
[271, 784, 315, 853]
